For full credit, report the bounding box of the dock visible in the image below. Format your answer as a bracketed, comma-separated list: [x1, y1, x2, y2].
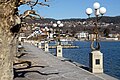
[41, 45, 79, 49]
[14, 43, 118, 80]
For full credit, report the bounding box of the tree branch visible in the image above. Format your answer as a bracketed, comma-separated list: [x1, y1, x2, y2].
[21, 10, 43, 19]
[19, 0, 49, 7]
[37, 2, 50, 7]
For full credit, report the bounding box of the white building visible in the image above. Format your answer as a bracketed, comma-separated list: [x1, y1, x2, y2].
[75, 32, 89, 40]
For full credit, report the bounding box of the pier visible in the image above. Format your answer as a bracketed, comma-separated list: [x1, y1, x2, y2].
[41, 45, 79, 49]
[14, 43, 118, 80]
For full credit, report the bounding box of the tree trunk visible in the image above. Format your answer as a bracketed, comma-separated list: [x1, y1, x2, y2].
[0, 0, 17, 80]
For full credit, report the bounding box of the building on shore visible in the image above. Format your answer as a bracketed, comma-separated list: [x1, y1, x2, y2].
[75, 31, 89, 41]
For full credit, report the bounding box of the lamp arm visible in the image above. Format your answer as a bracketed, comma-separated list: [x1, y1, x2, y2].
[97, 15, 103, 21]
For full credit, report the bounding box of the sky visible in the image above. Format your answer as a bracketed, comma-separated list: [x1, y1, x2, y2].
[19, 0, 120, 19]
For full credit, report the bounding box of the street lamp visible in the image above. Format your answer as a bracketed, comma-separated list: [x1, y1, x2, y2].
[53, 21, 63, 57]
[86, 2, 106, 73]
[45, 26, 50, 39]
[86, 2, 106, 51]
[53, 21, 64, 45]
[44, 26, 49, 52]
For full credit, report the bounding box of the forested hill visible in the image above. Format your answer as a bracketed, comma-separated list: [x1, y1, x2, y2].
[61, 16, 120, 24]
[88, 16, 120, 24]
[24, 16, 120, 24]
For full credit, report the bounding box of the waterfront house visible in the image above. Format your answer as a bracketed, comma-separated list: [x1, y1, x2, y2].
[75, 32, 89, 41]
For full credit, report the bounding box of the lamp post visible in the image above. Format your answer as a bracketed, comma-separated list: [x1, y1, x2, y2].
[44, 26, 49, 52]
[53, 21, 63, 57]
[86, 2, 106, 73]
[53, 21, 64, 45]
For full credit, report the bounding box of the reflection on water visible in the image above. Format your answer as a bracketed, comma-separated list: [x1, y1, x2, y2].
[49, 41, 120, 79]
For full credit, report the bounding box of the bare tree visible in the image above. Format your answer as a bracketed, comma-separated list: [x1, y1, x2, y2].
[0, 0, 48, 80]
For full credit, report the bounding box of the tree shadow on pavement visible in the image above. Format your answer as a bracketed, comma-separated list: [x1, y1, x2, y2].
[13, 61, 58, 79]
[16, 52, 28, 58]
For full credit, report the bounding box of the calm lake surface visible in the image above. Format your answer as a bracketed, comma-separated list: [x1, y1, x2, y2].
[49, 41, 120, 79]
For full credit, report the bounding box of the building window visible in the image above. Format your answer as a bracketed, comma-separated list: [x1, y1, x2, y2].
[96, 59, 100, 65]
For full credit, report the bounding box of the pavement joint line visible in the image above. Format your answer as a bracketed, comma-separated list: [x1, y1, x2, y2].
[47, 75, 60, 80]
[61, 71, 78, 80]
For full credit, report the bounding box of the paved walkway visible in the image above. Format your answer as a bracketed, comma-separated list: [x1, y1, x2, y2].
[14, 43, 118, 80]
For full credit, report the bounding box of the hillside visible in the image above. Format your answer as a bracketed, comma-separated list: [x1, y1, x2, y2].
[23, 16, 120, 24]
[23, 16, 120, 35]
[60, 16, 120, 24]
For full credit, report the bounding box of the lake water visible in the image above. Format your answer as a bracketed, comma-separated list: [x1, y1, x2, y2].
[49, 41, 120, 79]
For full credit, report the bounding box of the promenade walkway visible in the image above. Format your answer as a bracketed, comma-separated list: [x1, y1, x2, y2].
[14, 43, 118, 80]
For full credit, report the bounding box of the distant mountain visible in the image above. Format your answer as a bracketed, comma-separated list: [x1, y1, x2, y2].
[102, 16, 120, 24]
[24, 16, 120, 24]
[87, 16, 120, 24]
[60, 16, 120, 24]
[60, 18, 86, 22]
[23, 18, 56, 23]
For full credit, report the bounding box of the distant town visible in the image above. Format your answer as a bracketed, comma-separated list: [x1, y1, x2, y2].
[20, 16, 120, 41]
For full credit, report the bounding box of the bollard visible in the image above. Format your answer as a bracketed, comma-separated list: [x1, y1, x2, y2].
[44, 42, 49, 52]
[38, 42, 42, 48]
[56, 45, 62, 57]
[34, 41, 38, 47]
[89, 50, 103, 73]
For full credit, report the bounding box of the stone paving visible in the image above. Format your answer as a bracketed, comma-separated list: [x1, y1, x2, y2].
[14, 43, 118, 80]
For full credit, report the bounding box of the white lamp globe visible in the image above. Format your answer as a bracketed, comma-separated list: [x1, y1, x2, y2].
[59, 23, 64, 27]
[99, 7, 106, 15]
[50, 28, 53, 31]
[53, 23, 57, 27]
[57, 21, 61, 24]
[93, 2, 100, 9]
[86, 8, 93, 15]
[45, 27, 49, 31]
[45, 26, 48, 30]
